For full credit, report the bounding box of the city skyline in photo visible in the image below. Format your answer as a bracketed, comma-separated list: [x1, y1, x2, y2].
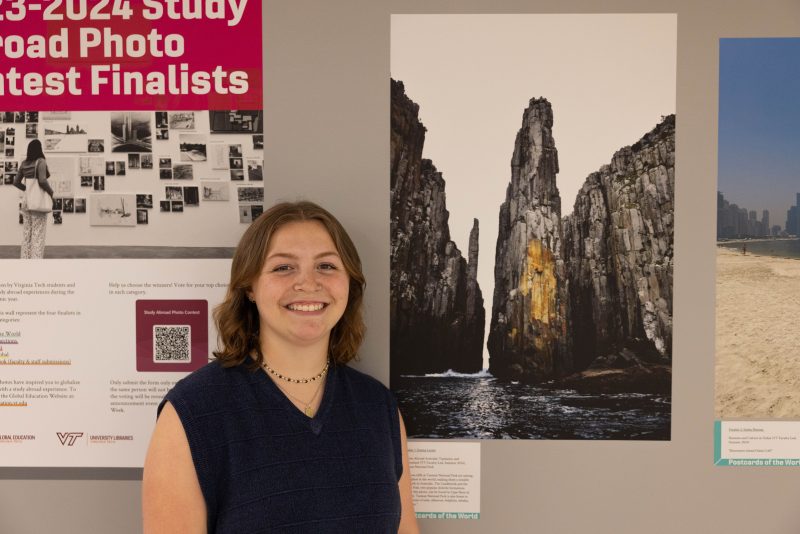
[719, 38, 800, 230]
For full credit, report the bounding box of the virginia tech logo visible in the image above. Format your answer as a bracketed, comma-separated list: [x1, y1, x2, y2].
[56, 432, 84, 446]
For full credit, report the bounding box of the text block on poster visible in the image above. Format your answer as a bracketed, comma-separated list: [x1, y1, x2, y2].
[408, 441, 481, 520]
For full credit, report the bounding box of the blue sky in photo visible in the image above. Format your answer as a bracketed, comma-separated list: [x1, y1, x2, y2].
[719, 38, 800, 226]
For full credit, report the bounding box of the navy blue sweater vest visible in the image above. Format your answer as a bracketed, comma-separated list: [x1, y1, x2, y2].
[159, 361, 402, 533]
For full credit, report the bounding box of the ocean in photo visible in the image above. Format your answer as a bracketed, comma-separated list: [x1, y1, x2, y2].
[718, 239, 800, 259]
[394, 373, 671, 440]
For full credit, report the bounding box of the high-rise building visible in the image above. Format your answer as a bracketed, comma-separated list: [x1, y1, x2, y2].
[762, 210, 770, 237]
[787, 205, 798, 236]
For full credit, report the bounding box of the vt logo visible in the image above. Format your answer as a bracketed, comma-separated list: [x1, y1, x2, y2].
[56, 432, 84, 446]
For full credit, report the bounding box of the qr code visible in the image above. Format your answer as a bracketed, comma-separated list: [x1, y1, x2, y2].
[153, 325, 191, 362]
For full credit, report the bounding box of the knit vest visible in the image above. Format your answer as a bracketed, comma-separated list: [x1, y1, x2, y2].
[160, 360, 403, 533]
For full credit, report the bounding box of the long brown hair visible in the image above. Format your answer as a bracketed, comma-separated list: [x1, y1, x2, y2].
[213, 200, 366, 368]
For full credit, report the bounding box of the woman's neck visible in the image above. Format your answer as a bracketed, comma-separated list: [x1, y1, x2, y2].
[259, 337, 329, 377]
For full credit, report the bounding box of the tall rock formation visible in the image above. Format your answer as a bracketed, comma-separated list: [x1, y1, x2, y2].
[562, 115, 675, 371]
[390, 79, 485, 379]
[487, 98, 571, 382]
[488, 99, 674, 389]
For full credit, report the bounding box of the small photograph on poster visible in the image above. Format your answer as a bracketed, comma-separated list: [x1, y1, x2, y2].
[169, 112, 196, 130]
[155, 111, 169, 129]
[165, 186, 183, 201]
[237, 186, 263, 203]
[209, 110, 263, 133]
[49, 157, 75, 198]
[208, 143, 229, 169]
[716, 39, 800, 422]
[201, 181, 229, 201]
[42, 112, 71, 121]
[179, 134, 207, 162]
[111, 112, 152, 153]
[79, 156, 104, 176]
[391, 14, 676, 440]
[183, 186, 200, 206]
[136, 194, 153, 209]
[42, 122, 87, 153]
[173, 164, 193, 180]
[239, 205, 253, 223]
[89, 194, 136, 226]
[246, 159, 263, 181]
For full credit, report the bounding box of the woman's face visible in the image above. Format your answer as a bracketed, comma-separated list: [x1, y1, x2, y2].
[249, 220, 350, 350]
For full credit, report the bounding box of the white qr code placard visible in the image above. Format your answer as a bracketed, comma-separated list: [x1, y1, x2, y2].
[153, 325, 192, 362]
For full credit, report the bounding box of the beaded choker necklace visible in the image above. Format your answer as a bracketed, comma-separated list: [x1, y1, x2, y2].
[262, 359, 329, 384]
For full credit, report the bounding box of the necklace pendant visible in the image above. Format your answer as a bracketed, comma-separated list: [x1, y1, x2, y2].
[304, 406, 314, 418]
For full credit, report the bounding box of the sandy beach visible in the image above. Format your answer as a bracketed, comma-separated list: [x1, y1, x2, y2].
[715, 246, 800, 418]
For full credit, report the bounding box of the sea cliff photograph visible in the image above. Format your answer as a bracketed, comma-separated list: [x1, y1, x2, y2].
[390, 14, 676, 440]
[715, 38, 800, 420]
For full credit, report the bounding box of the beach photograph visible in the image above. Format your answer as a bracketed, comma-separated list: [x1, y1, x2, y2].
[715, 38, 800, 419]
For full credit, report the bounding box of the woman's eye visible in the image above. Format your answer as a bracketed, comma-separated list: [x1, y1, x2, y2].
[272, 265, 292, 272]
[318, 263, 337, 271]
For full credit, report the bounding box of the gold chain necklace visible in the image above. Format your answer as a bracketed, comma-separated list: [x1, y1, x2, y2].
[262, 359, 329, 384]
[272, 377, 326, 418]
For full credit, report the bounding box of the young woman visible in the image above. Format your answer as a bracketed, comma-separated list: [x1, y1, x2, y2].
[13, 139, 54, 259]
[143, 201, 419, 533]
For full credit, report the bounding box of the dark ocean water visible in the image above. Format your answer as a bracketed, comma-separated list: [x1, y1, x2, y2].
[394, 374, 671, 440]
[718, 239, 800, 259]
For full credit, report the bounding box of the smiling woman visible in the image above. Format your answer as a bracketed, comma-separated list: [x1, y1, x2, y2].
[142, 200, 419, 534]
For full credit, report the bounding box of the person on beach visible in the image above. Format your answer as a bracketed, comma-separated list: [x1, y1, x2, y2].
[13, 140, 54, 259]
[143, 201, 419, 533]
[742, 243, 747, 255]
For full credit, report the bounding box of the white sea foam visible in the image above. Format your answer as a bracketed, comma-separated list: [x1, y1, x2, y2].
[400, 369, 494, 379]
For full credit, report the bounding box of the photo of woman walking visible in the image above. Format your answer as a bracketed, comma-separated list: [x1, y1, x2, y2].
[13, 140, 54, 259]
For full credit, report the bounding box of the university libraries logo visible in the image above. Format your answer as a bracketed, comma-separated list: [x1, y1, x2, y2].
[56, 432, 84, 446]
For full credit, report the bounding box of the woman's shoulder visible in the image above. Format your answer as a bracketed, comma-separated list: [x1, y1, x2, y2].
[168, 360, 253, 402]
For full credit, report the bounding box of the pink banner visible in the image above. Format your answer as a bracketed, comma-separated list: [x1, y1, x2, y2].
[0, 0, 262, 110]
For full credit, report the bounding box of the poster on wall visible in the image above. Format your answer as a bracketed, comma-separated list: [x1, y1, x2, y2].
[714, 38, 800, 466]
[390, 14, 676, 441]
[0, 0, 264, 467]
